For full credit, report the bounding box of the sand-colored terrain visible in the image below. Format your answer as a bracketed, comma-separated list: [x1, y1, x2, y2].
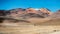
[0, 17, 60, 34]
[0, 23, 60, 34]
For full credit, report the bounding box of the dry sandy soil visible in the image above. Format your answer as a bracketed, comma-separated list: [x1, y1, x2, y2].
[0, 18, 60, 34]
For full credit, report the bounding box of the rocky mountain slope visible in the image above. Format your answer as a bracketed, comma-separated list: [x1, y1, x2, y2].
[35, 10, 60, 25]
[0, 8, 51, 18]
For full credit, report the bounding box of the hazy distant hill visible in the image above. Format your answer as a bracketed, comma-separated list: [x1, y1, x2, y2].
[49, 10, 60, 19]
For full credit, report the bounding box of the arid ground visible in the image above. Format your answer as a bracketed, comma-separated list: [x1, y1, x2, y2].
[0, 18, 60, 34]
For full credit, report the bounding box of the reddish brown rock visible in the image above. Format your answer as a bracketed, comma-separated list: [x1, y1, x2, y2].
[26, 8, 37, 14]
[39, 8, 52, 15]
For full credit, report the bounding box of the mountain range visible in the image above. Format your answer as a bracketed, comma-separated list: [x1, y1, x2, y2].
[0, 8, 60, 25]
[0, 8, 52, 18]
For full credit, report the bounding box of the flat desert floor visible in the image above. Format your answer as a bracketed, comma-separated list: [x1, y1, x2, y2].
[0, 23, 60, 34]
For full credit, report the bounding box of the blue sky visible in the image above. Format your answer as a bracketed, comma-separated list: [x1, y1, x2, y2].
[0, 0, 60, 12]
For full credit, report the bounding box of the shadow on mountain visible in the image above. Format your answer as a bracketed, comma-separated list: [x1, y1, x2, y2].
[21, 13, 45, 18]
[0, 18, 5, 23]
